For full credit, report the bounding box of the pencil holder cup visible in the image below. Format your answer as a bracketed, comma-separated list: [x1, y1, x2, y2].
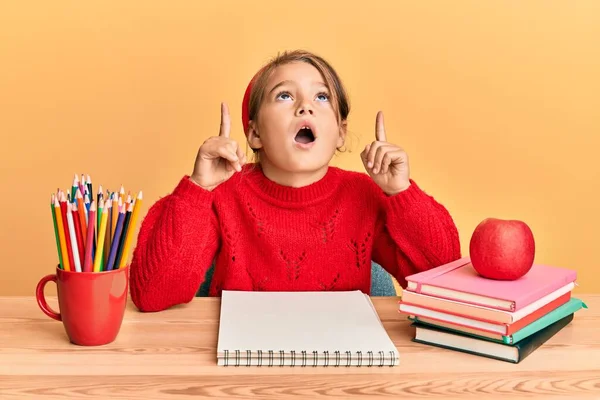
[35, 265, 129, 346]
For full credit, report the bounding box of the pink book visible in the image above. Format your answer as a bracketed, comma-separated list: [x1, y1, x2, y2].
[405, 256, 577, 311]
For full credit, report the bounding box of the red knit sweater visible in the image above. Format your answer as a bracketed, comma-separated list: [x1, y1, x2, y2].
[129, 164, 461, 312]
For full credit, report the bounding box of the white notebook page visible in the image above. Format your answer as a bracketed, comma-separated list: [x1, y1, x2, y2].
[216, 290, 398, 359]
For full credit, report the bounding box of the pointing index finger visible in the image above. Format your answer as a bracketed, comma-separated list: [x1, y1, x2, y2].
[375, 111, 386, 142]
[220, 102, 231, 138]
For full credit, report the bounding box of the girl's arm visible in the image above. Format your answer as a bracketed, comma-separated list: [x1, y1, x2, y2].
[372, 179, 461, 287]
[129, 176, 220, 312]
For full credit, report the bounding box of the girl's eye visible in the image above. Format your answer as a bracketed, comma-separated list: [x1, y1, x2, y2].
[316, 92, 330, 102]
[276, 91, 292, 101]
[275, 91, 329, 102]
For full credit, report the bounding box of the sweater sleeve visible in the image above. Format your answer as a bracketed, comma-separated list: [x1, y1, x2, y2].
[372, 179, 461, 288]
[129, 176, 220, 312]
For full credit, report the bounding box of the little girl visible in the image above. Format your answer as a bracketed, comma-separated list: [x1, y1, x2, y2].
[130, 50, 461, 312]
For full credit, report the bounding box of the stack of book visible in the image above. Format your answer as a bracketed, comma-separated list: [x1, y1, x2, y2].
[398, 257, 586, 363]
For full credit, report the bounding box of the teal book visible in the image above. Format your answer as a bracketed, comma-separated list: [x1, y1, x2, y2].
[410, 297, 587, 344]
[412, 313, 575, 363]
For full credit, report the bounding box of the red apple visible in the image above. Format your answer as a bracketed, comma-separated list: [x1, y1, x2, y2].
[469, 217, 535, 280]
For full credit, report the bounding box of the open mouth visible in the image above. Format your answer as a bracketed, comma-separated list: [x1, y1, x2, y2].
[294, 126, 315, 144]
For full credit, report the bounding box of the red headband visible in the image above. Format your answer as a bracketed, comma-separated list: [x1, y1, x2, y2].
[241, 66, 268, 135]
[241, 77, 253, 135]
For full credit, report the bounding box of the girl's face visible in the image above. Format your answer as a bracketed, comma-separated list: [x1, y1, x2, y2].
[248, 62, 346, 174]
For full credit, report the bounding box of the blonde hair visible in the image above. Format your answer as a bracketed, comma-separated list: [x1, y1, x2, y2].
[247, 50, 351, 156]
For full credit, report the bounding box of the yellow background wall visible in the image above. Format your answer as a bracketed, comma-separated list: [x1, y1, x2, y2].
[1, 1, 598, 296]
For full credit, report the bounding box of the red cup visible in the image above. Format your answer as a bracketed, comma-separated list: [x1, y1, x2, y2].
[36, 265, 129, 346]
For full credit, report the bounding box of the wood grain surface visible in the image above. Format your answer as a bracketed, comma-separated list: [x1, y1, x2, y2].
[0, 295, 598, 399]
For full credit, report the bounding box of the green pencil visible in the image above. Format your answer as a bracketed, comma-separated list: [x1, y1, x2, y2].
[71, 174, 79, 203]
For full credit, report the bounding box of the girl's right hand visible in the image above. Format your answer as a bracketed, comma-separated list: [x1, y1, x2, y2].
[190, 102, 247, 191]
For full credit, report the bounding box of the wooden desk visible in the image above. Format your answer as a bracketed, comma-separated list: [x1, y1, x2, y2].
[0, 295, 598, 399]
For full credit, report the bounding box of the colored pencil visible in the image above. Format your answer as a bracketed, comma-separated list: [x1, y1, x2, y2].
[76, 189, 87, 248]
[86, 174, 92, 203]
[84, 193, 91, 259]
[53, 196, 70, 271]
[115, 201, 133, 268]
[96, 196, 105, 264]
[93, 199, 110, 273]
[106, 204, 126, 271]
[103, 193, 112, 268]
[59, 192, 75, 271]
[80, 174, 86, 198]
[72, 202, 85, 265]
[83, 201, 97, 272]
[118, 191, 142, 269]
[51, 174, 142, 273]
[97, 184, 104, 252]
[111, 191, 119, 241]
[96, 185, 103, 243]
[71, 174, 79, 203]
[51, 195, 64, 269]
[66, 203, 82, 272]
[100, 190, 108, 266]
[84, 193, 90, 216]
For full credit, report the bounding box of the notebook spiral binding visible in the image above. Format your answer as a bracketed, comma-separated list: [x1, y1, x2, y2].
[222, 349, 397, 367]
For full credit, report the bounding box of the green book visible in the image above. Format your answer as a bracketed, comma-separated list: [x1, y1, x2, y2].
[412, 313, 575, 364]
[410, 297, 587, 344]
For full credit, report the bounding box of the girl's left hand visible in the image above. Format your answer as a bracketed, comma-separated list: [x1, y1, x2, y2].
[360, 111, 411, 196]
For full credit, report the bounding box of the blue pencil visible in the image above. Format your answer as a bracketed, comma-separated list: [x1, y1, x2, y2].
[105, 204, 125, 271]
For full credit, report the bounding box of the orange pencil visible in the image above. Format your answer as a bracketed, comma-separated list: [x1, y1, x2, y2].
[118, 191, 142, 269]
[76, 189, 87, 248]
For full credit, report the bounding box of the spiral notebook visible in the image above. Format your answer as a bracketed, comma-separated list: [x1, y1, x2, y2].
[216, 290, 400, 367]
